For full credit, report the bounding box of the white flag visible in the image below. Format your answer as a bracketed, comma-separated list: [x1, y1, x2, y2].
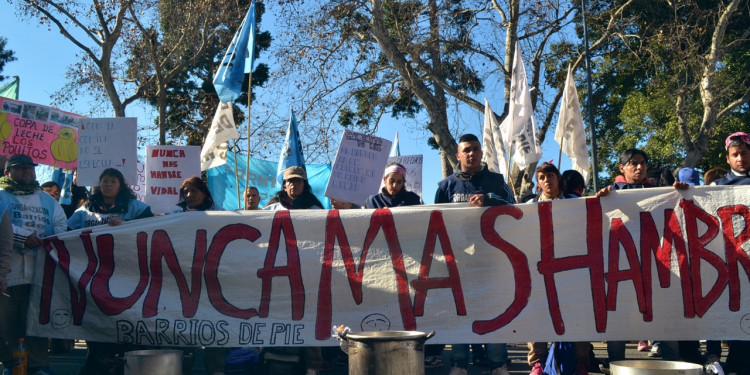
[200, 102, 239, 171]
[554, 66, 590, 185]
[481, 98, 509, 175]
[500, 43, 542, 169]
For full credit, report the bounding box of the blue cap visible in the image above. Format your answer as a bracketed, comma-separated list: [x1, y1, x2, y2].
[677, 167, 700, 186]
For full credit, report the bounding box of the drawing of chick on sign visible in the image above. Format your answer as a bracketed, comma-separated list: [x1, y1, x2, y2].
[75, 117, 138, 187]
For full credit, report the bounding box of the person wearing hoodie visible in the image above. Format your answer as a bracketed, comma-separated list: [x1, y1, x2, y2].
[434, 133, 515, 207]
[434, 134, 514, 375]
[366, 162, 422, 208]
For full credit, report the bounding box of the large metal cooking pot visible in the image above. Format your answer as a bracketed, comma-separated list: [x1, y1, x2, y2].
[345, 330, 435, 375]
[122, 349, 184, 375]
[610, 360, 703, 375]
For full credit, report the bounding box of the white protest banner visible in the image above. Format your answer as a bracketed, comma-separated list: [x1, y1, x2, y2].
[129, 162, 146, 202]
[76, 117, 138, 186]
[145, 146, 201, 213]
[30, 186, 750, 346]
[379, 154, 423, 198]
[326, 130, 391, 205]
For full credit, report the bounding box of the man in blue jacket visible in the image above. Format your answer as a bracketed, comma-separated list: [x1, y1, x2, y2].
[434, 133, 514, 375]
[434, 133, 515, 207]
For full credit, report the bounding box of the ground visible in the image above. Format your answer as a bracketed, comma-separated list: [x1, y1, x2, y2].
[46, 341, 722, 374]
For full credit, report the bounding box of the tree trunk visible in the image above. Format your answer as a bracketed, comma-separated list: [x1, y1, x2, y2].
[370, 0, 457, 175]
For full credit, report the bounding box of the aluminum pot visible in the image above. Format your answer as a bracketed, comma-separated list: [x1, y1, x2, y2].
[610, 360, 703, 375]
[123, 349, 184, 375]
[345, 330, 435, 375]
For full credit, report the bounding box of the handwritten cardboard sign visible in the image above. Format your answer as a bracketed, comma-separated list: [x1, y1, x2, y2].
[379, 154, 423, 198]
[76, 118, 138, 186]
[0, 98, 82, 168]
[145, 146, 201, 213]
[325, 130, 391, 205]
[30, 186, 750, 346]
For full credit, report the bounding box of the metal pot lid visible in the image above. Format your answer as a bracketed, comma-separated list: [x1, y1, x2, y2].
[124, 349, 184, 357]
[345, 330, 431, 341]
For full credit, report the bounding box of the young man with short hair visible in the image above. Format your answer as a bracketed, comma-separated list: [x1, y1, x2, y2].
[713, 132, 750, 374]
[434, 134, 513, 375]
[713, 131, 750, 185]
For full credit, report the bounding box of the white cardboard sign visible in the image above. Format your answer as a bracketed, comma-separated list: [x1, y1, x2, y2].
[145, 146, 201, 213]
[76, 118, 138, 186]
[325, 130, 391, 205]
[379, 154, 423, 198]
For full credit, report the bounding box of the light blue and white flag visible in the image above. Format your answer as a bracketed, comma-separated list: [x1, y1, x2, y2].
[275, 110, 305, 188]
[207, 151, 331, 210]
[212, 1, 256, 103]
[390, 132, 401, 157]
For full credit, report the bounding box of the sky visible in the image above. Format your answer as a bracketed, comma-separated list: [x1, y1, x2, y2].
[0, 1, 575, 204]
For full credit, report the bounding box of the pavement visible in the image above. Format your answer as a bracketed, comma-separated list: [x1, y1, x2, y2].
[46, 341, 722, 374]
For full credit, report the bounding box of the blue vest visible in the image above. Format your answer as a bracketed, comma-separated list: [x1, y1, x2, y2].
[0, 190, 57, 237]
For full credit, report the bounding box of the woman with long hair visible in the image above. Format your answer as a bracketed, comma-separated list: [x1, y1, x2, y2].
[526, 162, 572, 202]
[67, 168, 153, 375]
[67, 168, 152, 229]
[175, 176, 221, 212]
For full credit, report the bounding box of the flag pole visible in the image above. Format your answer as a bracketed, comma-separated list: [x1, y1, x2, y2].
[244, 71, 252, 210]
[233, 142, 241, 210]
[557, 133, 564, 170]
[505, 142, 514, 185]
[581, 0, 599, 190]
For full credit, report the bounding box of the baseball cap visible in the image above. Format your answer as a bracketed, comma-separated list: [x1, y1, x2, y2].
[283, 166, 307, 181]
[5, 154, 38, 171]
[677, 167, 700, 186]
[725, 132, 750, 150]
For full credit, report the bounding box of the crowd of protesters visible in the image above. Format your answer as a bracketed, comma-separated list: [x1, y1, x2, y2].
[0, 130, 747, 375]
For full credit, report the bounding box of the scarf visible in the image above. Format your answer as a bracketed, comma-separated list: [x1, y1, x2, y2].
[0, 176, 40, 195]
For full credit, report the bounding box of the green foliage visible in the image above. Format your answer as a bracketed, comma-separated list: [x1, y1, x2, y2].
[0, 37, 17, 81]
[132, 0, 272, 145]
[572, 0, 750, 182]
[308, 0, 483, 132]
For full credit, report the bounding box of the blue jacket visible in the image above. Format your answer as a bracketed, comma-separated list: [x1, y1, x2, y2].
[612, 181, 656, 190]
[434, 165, 515, 206]
[366, 188, 422, 208]
[68, 198, 153, 230]
[714, 171, 750, 185]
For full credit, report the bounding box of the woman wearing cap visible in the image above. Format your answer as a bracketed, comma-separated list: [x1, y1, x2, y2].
[264, 166, 324, 210]
[366, 162, 422, 208]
